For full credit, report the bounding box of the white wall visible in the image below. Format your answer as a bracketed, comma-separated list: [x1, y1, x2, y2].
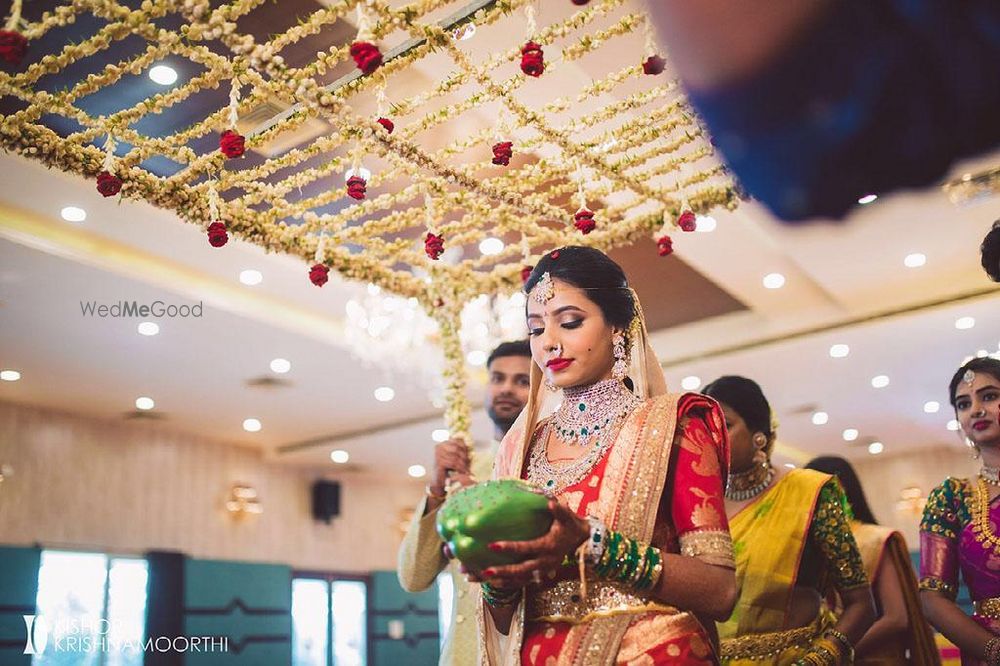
[0, 399, 424, 571]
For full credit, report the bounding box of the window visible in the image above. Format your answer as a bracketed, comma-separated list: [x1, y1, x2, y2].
[32, 550, 148, 666]
[292, 575, 367, 666]
[436, 571, 454, 652]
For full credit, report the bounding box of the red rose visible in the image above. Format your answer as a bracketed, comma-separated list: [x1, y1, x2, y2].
[219, 130, 245, 158]
[350, 41, 382, 75]
[574, 208, 596, 234]
[642, 54, 666, 76]
[571, 0, 591, 4]
[0, 30, 28, 66]
[550, 250, 560, 260]
[96, 170, 122, 197]
[520, 265, 533, 284]
[207, 221, 229, 248]
[424, 232, 445, 260]
[520, 41, 545, 77]
[678, 209, 697, 232]
[492, 141, 513, 166]
[346, 175, 367, 200]
[377, 117, 394, 134]
[309, 263, 330, 287]
[657, 235, 674, 257]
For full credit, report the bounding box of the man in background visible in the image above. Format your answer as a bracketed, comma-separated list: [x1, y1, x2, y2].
[397, 340, 531, 665]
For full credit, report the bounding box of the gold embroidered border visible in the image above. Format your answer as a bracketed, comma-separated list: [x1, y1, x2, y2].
[720, 622, 819, 660]
[679, 528, 735, 568]
[527, 580, 676, 625]
[975, 597, 1000, 619]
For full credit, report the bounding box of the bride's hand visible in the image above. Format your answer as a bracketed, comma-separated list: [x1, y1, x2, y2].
[476, 499, 589, 589]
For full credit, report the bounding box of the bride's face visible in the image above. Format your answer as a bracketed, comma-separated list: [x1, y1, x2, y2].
[526, 278, 617, 389]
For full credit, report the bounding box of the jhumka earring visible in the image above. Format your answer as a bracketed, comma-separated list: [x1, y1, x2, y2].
[611, 332, 628, 380]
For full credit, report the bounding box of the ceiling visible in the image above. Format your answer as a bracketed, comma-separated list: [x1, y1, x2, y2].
[1, 0, 999, 481]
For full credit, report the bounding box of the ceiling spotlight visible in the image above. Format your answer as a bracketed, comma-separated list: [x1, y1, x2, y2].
[270, 358, 291, 374]
[903, 253, 926, 268]
[811, 411, 829, 426]
[842, 428, 859, 442]
[330, 450, 350, 464]
[871, 375, 890, 389]
[432, 429, 450, 443]
[947, 419, 960, 431]
[478, 237, 504, 256]
[695, 215, 717, 232]
[466, 350, 488, 366]
[680, 376, 701, 391]
[955, 316, 976, 330]
[137, 321, 160, 336]
[0, 370, 21, 382]
[239, 269, 263, 286]
[148, 64, 178, 86]
[408, 464, 427, 478]
[374, 386, 395, 402]
[60, 206, 87, 222]
[762, 273, 786, 289]
[784, 463, 796, 469]
[868, 441, 884, 455]
[858, 194, 878, 205]
[924, 401, 940, 414]
[829, 344, 850, 359]
[242, 418, 262, 432]
[135, 396, 155, 410]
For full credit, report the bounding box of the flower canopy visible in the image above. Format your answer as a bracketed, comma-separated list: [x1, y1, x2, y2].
[0, 0, 738, 439]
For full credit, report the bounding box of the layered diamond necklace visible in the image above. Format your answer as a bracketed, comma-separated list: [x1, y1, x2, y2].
[528, 379, 640, 493]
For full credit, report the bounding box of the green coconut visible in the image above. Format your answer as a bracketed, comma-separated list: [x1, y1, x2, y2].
[436, 479, 553, 570]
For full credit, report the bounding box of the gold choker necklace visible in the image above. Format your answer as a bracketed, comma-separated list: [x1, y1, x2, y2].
[726, 462, 774, 501]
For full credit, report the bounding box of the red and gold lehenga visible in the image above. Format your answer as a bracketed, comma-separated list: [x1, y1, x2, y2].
[479, 392, 735, 665]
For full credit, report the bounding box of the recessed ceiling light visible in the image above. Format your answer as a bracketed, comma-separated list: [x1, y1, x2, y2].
[924, 401, 940, 413]
[858, 194, 878, 205]
[408, 464, 427, 478]
[811, 411, 829, 425]
[137, 321, 160, 336]
[239, 269, 263, 286]
[947, 419, 960, 431]
[242, 418, 262, 432]
[680, 376, 701, 391]
[842, 428, 858, 441]
[432, 429, 450, 443]
[466, 350, 487, 366]
[903, 253, 926, 268]
[784, 463, 796, 469]
[330, 449, 350, 464]
[955, 316, 976, 330]
[829, 344, 850, 359]
[871, 375, 890, 389]
[374, 386, 395, 402]
[148, 64, 178, 86]
[868, 441, 884, 455]
[762, 273, 786, 289]
[0, 369, 21, 382]
[695, 215, 717, 232]
[478, 237, 504, 256]
[135, 396, 155, 410]
[60, 206, 87, 222]
[270, 358, 291, 374]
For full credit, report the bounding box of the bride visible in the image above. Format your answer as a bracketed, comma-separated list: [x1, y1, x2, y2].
[470, 246, 738, 665]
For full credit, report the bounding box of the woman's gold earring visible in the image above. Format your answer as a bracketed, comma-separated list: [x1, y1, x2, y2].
[967, 437, 981, 459]
[611, 331, 628, 380]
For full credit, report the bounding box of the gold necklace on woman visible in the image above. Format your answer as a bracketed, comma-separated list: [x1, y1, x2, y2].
[970, 476, 1000, 553]
[725, 462, 775, 502]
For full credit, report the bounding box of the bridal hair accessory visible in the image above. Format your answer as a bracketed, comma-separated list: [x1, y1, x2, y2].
[532, 272, 555, 304]
[964, 369, 977, 385]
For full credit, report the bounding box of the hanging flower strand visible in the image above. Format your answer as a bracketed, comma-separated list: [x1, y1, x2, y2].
[654, 208, 674, 257]
[520, 234, 533, 284]
[641, 16, 666, 75]
[0, 0, 28, 67]
[520, 5, 545, 77]
[375, 78, 394, 134]
[491, 104, 513, 166]
[677, 200, 697, 232]
[423, 192, 445, 260]
[96, 132, 123, 197]
[309, 235, 329, 286]
[219, 75, 246, 158]
[350, 5, 383, 75]
[573, 164, 596, 234]
[206, 181, 229, 248]
[346, 145, 367, 200]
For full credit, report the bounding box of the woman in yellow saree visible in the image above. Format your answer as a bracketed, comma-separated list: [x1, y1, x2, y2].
[471, 247, 738, 665]
[806, 455, 939, 665]
[702, 376, 875, 665]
